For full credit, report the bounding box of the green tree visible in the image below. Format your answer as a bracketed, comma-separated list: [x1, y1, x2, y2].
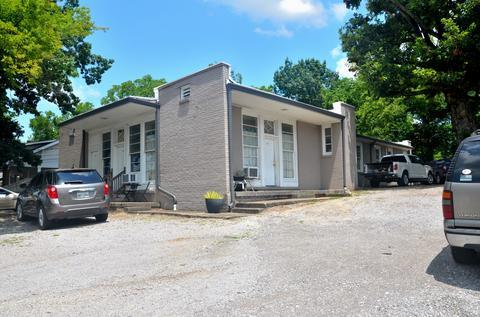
[1, 0, 112, 172]
[273, 58, 339, 108]
[253, 85, 274, 93]
[230, 70, 243, 84]
[30, 111, 61, 141]
[341, 0, 480, 140]
[29, 102, 94, 141]
[322, 78, 367, 108]
[101, 75, 166, 104]
[323, 76, 454, 160]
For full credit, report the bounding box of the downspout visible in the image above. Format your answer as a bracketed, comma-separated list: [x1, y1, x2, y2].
[226, 84, 235, 211]
[155, 102, 177, 210]
[341, 118, 347, 191]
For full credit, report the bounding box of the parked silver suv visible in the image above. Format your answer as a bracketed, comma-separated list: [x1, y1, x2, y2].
[443, 135, 480, 263]
[16, 169, 110, 230]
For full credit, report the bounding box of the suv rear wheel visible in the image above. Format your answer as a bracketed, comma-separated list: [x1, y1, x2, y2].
[451, 246, 478, 264]
[398, 172, 409, 186]
[37, 205, 51, 230]
[95, 213, 108, 222]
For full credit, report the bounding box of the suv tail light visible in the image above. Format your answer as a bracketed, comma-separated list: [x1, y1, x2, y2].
[104, 183, 109, 197]
[47, 185, 59, 199]
[442, 190, 454, 219]
[393, 162, 399, 171]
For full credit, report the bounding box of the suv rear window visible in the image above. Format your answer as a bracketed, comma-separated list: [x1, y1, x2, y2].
[451, 141, 480, 183]
[55, 170, 103, 185]
[381, 155, 407, 163]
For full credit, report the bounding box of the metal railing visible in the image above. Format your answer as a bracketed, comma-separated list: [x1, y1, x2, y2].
[110, 167, 126, 195]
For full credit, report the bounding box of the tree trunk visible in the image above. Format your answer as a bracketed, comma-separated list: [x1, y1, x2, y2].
[445, 92, 478, 141]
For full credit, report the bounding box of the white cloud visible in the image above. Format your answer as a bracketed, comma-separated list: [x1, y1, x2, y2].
[73, 83, 101, 102]
[330, 2, 348, 21]
[210, 0, 327, 28]
[330, 45, 342, 58]
[336, 57, 355, 78]
[254, 25, 294, 38]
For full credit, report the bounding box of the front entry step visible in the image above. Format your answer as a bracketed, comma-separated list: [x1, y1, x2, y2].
[235, 197, 332, 209]
[231, 197, 333, 214]
[235, 189, 347, 202]
[110, 202, 159, 212]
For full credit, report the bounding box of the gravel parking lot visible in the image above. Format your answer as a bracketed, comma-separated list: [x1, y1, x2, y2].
[1, 186, 479, 316]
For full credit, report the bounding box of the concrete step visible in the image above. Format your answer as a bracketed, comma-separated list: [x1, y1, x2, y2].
[123, 206, 152, 212]
[235, 197, 332, 208]
[235, 189, 348, 202]
[110, 201, 155, 207]
[230, 207, 264, 214]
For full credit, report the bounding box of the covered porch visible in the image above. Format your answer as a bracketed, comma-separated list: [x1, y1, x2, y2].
[228, 84, 348, 192]
[59, 97, 159, 201]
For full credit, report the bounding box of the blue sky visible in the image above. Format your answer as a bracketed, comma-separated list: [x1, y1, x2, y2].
[18, 0, 354, 140]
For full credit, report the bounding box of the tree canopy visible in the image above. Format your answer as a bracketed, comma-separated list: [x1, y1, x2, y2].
[29, 102, 94, 141]
[340, 0, 480, 139]
[273, 58, 339, 108]
[101, 75, 166, 105]
[1, 0, 112, 171]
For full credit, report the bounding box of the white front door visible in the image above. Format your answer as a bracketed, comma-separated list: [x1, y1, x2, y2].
[263, 136, 277, 186]
[113, 143, 125, 175]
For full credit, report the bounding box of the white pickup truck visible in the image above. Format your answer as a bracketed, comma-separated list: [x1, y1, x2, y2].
[365, 154, 434, 187]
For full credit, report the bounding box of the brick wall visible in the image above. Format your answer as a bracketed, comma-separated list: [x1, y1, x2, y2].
[156, 64, 230, 210]
[58, 125, 83, 169]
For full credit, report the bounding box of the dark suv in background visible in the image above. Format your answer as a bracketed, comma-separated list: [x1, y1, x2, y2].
[16, 169, 110, 230]
[429, 158, 451, 184]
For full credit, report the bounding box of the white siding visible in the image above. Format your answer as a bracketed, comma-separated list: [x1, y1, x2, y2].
[37, 144, 59, 171]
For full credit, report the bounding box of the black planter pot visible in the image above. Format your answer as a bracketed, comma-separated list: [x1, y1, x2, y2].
[205, 198, 224, 213]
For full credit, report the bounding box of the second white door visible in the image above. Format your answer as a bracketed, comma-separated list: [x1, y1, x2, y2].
[263, 137, 276, 186]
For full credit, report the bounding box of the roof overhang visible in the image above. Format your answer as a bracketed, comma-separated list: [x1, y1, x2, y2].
[59, 97, 157, 130]
[33, 140, 59, 153]
[357, 134, 413, 150]
[228, 83, 343, 125]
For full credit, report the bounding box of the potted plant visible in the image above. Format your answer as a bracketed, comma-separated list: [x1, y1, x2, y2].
[204, 191, 224, 213]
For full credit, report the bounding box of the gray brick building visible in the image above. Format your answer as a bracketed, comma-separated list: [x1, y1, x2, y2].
[59, 63, 359, 211]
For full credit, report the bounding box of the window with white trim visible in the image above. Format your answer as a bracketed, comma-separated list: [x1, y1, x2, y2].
[144, 121, 156, 181]
[117, 129, 124, 143]
[129, 124, 141, 172]
[102, 132, 111, 177]
[356, 144, 363, 172]
[282, 123, 295, 179]
[323, 125, 333, 155]
[242, 115, 259, 176]
[180, 85, 190, 102]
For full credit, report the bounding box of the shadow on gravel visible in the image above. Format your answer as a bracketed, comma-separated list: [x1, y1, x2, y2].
[0, 210, 102, 236]
[0, 210, 37, 236]
[426, 246, 480, 291]
[357, 184, 443, 192]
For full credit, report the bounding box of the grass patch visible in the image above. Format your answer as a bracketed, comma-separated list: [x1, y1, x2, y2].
[0, 236, 27, 246]
[223, 231, 253, 240]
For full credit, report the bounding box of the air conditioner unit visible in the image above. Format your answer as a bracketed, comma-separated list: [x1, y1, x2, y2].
[243, 167, 259, 179]
[122, 174, 136, 183]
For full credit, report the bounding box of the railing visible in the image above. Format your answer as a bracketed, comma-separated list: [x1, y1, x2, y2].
[157, 185, 177, 210]
[111, 167, 126, 195]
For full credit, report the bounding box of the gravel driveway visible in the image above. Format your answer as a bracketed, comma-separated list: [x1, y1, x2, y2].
[1, 186, 479, 316]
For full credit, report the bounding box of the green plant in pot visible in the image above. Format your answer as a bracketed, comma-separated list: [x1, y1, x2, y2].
[204, 191, 224, 213]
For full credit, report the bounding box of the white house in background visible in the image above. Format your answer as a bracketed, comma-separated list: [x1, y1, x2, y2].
[30, 140, 59, 171]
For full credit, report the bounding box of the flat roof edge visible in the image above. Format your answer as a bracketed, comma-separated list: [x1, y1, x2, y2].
[59, 97, 157, 127]
[357, 134, 414, 149]
[155, 62, 231, 91]
[227, 83, 344, 120]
